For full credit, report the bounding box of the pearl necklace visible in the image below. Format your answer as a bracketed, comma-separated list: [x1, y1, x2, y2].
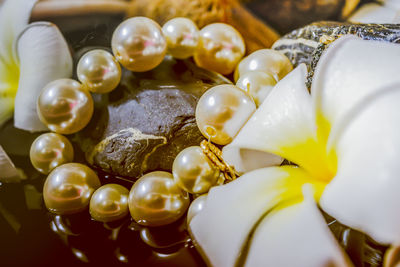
[30, 16, 292, 227]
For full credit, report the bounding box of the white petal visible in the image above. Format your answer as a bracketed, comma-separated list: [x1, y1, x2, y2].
[312, 36, 400, 147]
[349, 3, 400, 24]
[0, 80, 14, 126]
[14, 22, 73, 132]
[0, 0, 38, 65]
[223, 64, 329, 179]
[0, 145, 21, 182]
[321, 85, 400, 245]
[189, 166, 325, 267]
[245, 192, 351, 267]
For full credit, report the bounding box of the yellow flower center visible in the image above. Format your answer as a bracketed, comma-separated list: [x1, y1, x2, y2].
[272, 112, 338, 205]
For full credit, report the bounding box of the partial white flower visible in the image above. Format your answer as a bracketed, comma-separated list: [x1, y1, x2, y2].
[0, 0, 72, 132]
[190, 35, 400, 266]
[349, 1, 400, 23]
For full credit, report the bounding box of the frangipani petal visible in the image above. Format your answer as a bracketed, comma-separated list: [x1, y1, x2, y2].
[312, 35, 400, 148]
[189, 166, 326, 267]
[0, 82, 14, 126]
[321, 85, 400, 245]
[0, 145, 22, 183]
[349, 3, 400, 24]
[0, 0, 38, 65]
[223, 64, 332, 179]
[245, 191, 351, 267]
[14, 22, 73, 132]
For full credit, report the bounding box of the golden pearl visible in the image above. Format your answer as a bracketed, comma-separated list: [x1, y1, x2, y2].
[162, 17, 199, 59]
[37, 79, 94, 135]
[234, 49, 293, 82]
[172, 146, 219, 194]
[195, 84, 256, 145]
[30, 133, 74, 174]
[111, 17, 167, 72]
[187, 194, 208, 225]
[89, 184, 129, 222]
[128, 171, 189, 227]
[77, 49, 121, 94]
[43, 163, 101, 215]
[236, 71, 277, 107]
[194, 23, 245, 75]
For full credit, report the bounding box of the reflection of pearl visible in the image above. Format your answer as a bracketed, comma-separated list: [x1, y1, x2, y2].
[162, 17, 199, 59]
[111, 17, 167, 72]
[89, 184, 129, 222]
[77, 49, 121, 94]
[234, 49, 293, 82]
[196, 84, 256, 145]
[236, 71, 277, 107]
[30, 133, 74, 174]
[173, 146, 219, 194]
[43, 163, 101, 215]
[128, 171, 189, 227]
[37, 79, 94, 135]
[187, 194, 208, 225]
[194, 23, 245, 75]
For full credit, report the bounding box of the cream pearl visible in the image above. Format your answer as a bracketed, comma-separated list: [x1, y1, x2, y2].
[196, 84, 256, 145]
[234, 49, 293, 82]
[236, 71, 277, 107]
[111, 17, 167, 72]
[162, 17, 199, 59]
[30, 133, 74, 174]
[128, 171, 189, 227]
[37, 79, 94, 135]
[187, 194, 208, 225]
[43, 163, 101, 215]
[89, 184, 129, 222]
[194, 23, 245, 75]
[172, 146, 219, 194]
[77, 49, 121, 94]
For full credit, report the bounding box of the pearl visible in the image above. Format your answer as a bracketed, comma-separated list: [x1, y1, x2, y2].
[172, 146, 219, 194]
[196, 84, 256, 145]
[30, 133, 74, 174]
[234, 49, 293, 82]
[236, 71, 277, 107]
[187, 194, 208, 225]
[194, 23, 245, 75]
[128, 171, 189, 227]
[77, 49, 121, 94]
[43, 163, 101, 215]
[37, 79, 94, 135]
[111, 17, 167, 72]
[162, 17, 199, 59]
[89, 184, 129, 222]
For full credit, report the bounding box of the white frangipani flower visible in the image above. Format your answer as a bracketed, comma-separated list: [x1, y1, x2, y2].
[189, 35, 400, 267]
[0, 0, 72, 132]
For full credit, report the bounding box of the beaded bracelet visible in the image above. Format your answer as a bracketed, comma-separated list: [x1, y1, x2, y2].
[29, 16, 293, 227]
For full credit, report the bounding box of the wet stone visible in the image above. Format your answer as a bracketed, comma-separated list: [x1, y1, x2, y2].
[74, 56, 230, 179]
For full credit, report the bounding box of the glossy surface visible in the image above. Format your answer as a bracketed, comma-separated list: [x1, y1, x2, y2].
[111, 17, 167, 72]
[194, 23, 245, 75]
[236, 71, 277, 107]
[77, 49, 121, 94]
[162, 17, 199, 59]
[89, 184, 129, 222]
[234, 49, 293, 81]
[37, 79, 94, 135]
[187, 194, 208, 225]
[29, 133, 74, 174]
[43, 163, 101, 215]
[195, 84, 256, 145]
[128, 171, 190, 227]
[173, 146, 219, 194]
